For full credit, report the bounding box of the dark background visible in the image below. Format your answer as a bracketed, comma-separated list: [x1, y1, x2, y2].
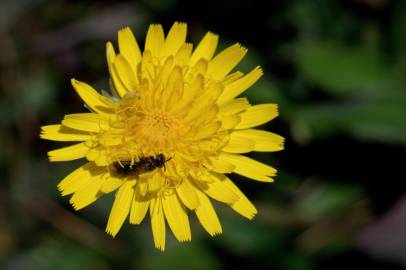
[1, 0, 406, 269]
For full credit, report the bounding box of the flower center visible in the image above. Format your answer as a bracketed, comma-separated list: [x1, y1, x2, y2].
[147, 111, 175, 131]
[135, 110, 184, 152]
[114, 92, 188, 156]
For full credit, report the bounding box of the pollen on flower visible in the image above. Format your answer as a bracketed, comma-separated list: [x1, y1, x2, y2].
[41, 22, 284, 251]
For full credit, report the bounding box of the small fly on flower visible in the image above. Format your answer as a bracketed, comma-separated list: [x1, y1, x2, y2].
[112, 154, 171, 176]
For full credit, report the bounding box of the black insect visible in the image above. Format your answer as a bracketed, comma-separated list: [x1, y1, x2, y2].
[112, 154, 170, 176]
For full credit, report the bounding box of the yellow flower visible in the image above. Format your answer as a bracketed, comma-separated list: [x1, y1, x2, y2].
[40, 22, 284, 251]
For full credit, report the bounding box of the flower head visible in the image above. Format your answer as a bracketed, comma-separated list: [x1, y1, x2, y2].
[41, 22, 284, 251]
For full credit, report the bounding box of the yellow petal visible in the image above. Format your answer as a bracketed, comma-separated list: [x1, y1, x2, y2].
[106, 42, 127, 97]
[218, 98, 250, 116]
[160, 65, 183, 109]
[86, 147, 109, 166]
[176, 179, 200, 210]
[220, 114, 240, 130]
[170, 73, 204, 113]
[147, 173, 166, 193]
[193, 109, 219, 133]
[204, 156, 235, 174]
[70, 79, 115, 114]
[162, 22, 187, 56]
[145, 24, 165, 57]
[197, 141, 221, 155]
[58, 162, 105, 196]
[193, 174, 239, 204]
[174, 43, 193, 66]
[192, 122, 221, 140]
[234, 104, 278, 129]
[183, 83, 222, 123]
[106, 180, 135, 237]
[62, 113, 110, 132]
[118, 27, 142, 72]
[166, 72, 187, 109]
[222, 134, 255, 153]
[222, 71, 244, 86]
[218, 153, 276, 182]
[113, 54, 138, 91]
[194, 189, 222, 236]
[98, 133, 123, 146]
[190, 32, 218, 66]
[192, 58, 209, 76]
[217, 66, 263, 104]
[150, 198, 166, 251]
[207, 43, 247, 80]
[140, 50, 154, 83]
[69, 174, 104, 210]
[40, 125, 90, 141]
[100, 175, 123, 193]
[177, 149, 203, 163]
[48, 142, 89, 162]
[221, 175, 257, 219]
[156, 56, 174, 86]
[129, 194, 150, 224]
[162, 193, 191, 242]
[230, 129, 285, 152]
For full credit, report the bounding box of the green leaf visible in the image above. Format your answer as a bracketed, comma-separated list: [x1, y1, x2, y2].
[296, 42, 392, 97]
[139, 241, 220, 270]
[292, 100, 406, 145]
[391, 1, 406, 59]
[281, 253, 315, 270]
[295, 184, 362, 220]
[3, 237, 105, 270]
[219, 209, 289, 256]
